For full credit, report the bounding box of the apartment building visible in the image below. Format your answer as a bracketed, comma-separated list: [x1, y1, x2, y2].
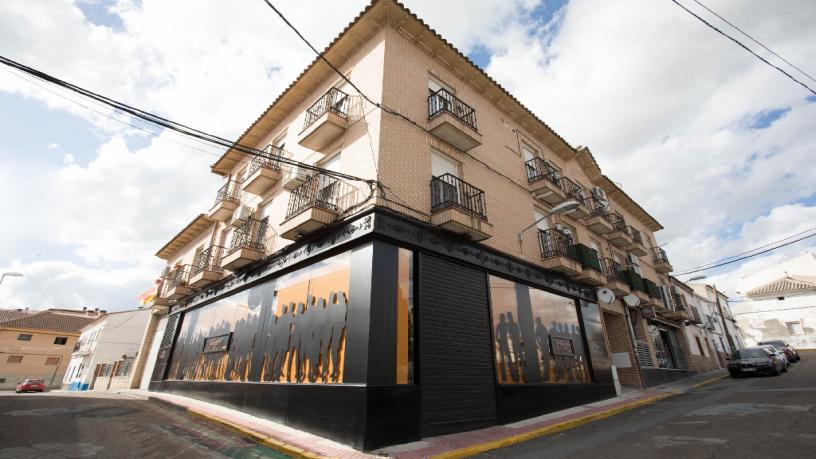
[0, 308, 102, 390]
[143, 0, 683, 449]
[689, 283, 744, 361]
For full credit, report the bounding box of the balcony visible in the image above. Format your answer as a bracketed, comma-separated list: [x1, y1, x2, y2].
[584, 197, 614, 235]
[572, 244, 606, 286]
[652, 247, 673, 273]
[282, 164, 308, 191]
[430, 174, 492, 241]
[280, 173, 356, 240]
[208, 180, 241, 222]
[526, 158, 567, 205]
[662, 291, 691, 321]
[687, 305, 703, 324]
[601, 258, 630, 296]
[624, 226, 648, 256]
[427, 88, 482, 151]
[558, 177, 590, 219]
[221, 218, 269, 270]
[299, 88, 350, 151]
[165, 265, 194, 300]
[189, 246, 225, 288]
[641, 278, 661, 308]
[607, 213, 633, 248]
[538, 229, 582, 276]
[621, 269, 650, 305]
[241, 147, 291, 196]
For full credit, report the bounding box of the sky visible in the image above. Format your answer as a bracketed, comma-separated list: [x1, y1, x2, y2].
[1, 0, 815, 311]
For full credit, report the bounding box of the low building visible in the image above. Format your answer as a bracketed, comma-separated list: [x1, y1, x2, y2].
[63, 308, 151, 391]
[689, 283, 744, 361]
[0, 308, 103, 390]
[733, 252, 816, 349]
[670, 280, 722, 373]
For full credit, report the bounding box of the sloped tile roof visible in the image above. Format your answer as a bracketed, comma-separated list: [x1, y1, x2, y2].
[0, 310, 102, 333]
[745, 275, 816, 298]
[0, 309, 33, 324]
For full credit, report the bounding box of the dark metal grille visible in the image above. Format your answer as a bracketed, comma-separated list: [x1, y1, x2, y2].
[428, 88, 478, 132]
[167, 265, 191, 289]
[601, 258, 627, 283]
[285, 173, 357, 220]
[525, 157, 562, 186]
[586, 196, 611, 220]
[538, 228, 578, 261]
[191, 246, 225, 277]
[653, 247, 671, 265]
[430, 174, 487, 221]
[228, 218, 268, 256]
[214, 180, 241, 207]
[558, 177, 586, 204]
[246, 145, 290, 178]
[303, 87, 350, 129]
[628, 226, 643, 245]
[671, 293, 686, 311]
[609, 212, 628, 233]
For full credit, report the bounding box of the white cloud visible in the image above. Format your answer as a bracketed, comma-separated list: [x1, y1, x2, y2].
[62, 153, 75, 164]
[47, 142, 59, 149]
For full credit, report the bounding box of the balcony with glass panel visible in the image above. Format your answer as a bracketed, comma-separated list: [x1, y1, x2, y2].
[430, 174, 492, 241]
[427, 88, 482, 151]
[208, 180, 241, 222]
[538, 228, 582, 276]
[299, 88, 350, 151]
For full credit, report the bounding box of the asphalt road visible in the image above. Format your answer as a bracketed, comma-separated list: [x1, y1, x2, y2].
[478, 350, 816, 458]
[0, 391, 289, 458]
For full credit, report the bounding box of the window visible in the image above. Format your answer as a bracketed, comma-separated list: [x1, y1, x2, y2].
[45, 357, 60, 366]
[54, 336, 68, 345]
[521, 143, 537, 162]
[431, 150, 459, 177]
[7, 355, 23, 364]
[396, 248, 415, 384]
[786, 321, 804, 335]
[17, 334, 32, 341]
[428, 76, 453, 95]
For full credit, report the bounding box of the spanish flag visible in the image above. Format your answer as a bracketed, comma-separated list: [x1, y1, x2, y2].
[138, 279, 161, 307]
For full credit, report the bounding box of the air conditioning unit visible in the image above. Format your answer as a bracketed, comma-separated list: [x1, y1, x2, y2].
[282, 165, 307, 191]
[231, 206, 253, 227]
[626, 253, 639, 265]
[592, 186, 609, 205]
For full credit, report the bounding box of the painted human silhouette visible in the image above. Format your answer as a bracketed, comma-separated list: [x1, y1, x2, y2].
[323, 291, 348, 382]
[534, 317, 551, 381]
[495, 313, 517, 382]
[506, 312, 525, 381]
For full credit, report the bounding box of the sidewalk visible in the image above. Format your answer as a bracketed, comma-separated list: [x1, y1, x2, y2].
[124, 369, 727, 459]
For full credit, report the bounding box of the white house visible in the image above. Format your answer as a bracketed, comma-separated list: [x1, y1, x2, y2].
[63, 308, 151, 391]
[732, 252, 816, 349]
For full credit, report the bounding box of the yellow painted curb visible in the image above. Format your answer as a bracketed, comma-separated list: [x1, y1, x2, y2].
[690, 373, 728, 390]
[185, 407, 331, 459]
[431, 391, 680, 459]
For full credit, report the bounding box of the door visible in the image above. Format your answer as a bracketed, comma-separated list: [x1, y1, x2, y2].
[418, 253, 497, 436]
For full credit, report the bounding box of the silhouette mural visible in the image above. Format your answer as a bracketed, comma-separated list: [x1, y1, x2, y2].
[490, 276, 590, 384]
[166, 252, 351, 384]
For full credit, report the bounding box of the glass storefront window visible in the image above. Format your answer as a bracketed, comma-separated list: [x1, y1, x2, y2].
[489, 275, 590, 384]
[396, 248, 414, 384]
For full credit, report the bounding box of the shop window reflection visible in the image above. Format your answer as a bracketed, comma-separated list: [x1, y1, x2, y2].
[396, 248, 414, 384]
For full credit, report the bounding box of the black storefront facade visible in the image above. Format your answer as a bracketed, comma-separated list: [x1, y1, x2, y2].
[148, 209, 615, 450]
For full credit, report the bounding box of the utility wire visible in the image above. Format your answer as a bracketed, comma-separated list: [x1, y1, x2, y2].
[678, 226, 816, 272]
[675, 231, 816, 276]
[691, 0, 816, 85]
[670, 0, 816, 96]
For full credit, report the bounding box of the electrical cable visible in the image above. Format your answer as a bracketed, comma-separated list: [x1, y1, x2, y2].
[670, 0, 816, 96]
[690, 0, 816, 84]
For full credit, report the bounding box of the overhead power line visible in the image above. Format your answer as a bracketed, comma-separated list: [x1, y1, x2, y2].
[670, 0, 816, 96]
[675, 230, 816, 276]
[691, 0, 816, 85]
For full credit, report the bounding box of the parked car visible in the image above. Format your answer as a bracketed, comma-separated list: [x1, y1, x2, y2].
[758, 340, 800, 362]
[727, 347, 785, 377]
[759, 345, 789, 370]
[15, 378, 46, 393]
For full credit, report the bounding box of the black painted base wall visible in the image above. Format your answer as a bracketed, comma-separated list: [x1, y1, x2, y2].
[641, 368, 697, 387]
[499, 383, 617, 423]
[149, 380, 420, 450]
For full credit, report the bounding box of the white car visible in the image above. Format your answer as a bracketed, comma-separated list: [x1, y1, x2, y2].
[759, 345, 789, 370]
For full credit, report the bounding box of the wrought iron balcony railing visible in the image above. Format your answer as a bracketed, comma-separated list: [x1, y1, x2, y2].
[586, 196, 611, 219]
[303, 87, 350, 130]
[246, 145, 292, 178]
[285, 173, 357, 220]
[214, 180, 241, 207]
[628, 226, 644, 245]
[428, 88, 478, 132]
[601, 257, 627, 284]
[671, 292, 687, 311]
[609, 212, 628, 233]
[191, 246, 225, 277]
[167, 265, 191, 289]
[559, 177, 587, 205]
[538, 228, 579, 261]
[430, 173, 487, 221]
[525, 157, 562, 187]
[653, 247, 671, 265]
[227, 218, 268, 256]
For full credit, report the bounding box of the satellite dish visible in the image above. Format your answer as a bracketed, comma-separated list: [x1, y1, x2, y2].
[622, 294, 640, 307]
[596, 287, 615, 305]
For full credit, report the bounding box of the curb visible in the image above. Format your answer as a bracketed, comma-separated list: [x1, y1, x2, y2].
[430, 391, 680, 459]
[147, 396, 329, 459]
[688, 373, 729, 391]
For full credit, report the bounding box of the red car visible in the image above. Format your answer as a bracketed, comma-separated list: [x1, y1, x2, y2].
[15, 378, 46, 393]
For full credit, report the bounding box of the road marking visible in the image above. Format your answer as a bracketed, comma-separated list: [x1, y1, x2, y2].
[688, 402, 813, 417]
[652, 435, 728, 448]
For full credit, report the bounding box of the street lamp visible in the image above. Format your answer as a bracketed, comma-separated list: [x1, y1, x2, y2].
[516, 200, 581, 255]
[0, 272, 23, 286]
